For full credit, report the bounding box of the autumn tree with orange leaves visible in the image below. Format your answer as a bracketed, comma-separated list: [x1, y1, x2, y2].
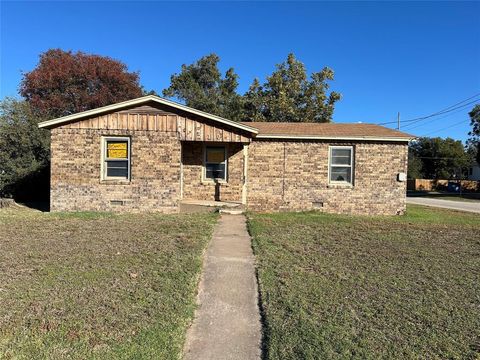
[20, 49, 144, 118]
[1, 49, 145, 199]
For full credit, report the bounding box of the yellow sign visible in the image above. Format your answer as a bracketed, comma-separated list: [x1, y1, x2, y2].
[107, 142, 127, 159]
[207, 148, 225, 163]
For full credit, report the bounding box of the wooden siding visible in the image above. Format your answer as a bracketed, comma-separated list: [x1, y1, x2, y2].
[117, 105, 174, 115]
[61, 113, 178, 132]
[176, 116, 250, 143]
[60, 112, 251, 143]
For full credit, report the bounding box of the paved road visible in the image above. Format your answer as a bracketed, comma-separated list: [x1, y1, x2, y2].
[407, 197, 480, 214]
[183, 214, 261, 360]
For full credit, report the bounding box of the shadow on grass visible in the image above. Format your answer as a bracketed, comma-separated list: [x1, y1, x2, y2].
[17, 201, 50, 212]
[2, 165, 50, 211]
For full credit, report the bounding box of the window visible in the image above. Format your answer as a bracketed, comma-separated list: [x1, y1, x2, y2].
[329, 146, 354, 184]
[102, 137, 130, 180]
[205, 146, 227, 181]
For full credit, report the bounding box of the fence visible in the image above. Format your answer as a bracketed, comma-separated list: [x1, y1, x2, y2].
[407, 179, 480, 192]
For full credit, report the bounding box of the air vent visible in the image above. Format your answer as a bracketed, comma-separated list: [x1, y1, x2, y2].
[110, 200, 125, 206]
[312, 201, 324, 208]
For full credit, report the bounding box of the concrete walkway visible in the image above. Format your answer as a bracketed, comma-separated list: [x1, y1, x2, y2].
[183, 214, 262, 360]
[407, 197, 480, 214]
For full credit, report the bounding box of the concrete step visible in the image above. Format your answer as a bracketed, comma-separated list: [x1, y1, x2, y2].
[181, 200, 242, 208]
[219, 208, 245, 215]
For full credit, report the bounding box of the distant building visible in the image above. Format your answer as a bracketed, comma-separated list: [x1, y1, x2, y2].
[467, 162, 480, 181]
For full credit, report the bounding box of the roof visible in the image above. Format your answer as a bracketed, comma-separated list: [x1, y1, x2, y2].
[38, 95, 259, 134]
[240, 122, 415, 142]
[37, 95, 414, 142]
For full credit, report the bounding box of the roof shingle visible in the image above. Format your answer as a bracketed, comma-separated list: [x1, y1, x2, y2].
[240, 122, 414, 140]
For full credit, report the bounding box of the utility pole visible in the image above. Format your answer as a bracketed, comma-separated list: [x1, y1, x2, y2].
[397, 112, 400, 130]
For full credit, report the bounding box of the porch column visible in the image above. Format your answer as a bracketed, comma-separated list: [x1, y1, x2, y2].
[180, 142, 184, 200]
[242, 143, 249, 205]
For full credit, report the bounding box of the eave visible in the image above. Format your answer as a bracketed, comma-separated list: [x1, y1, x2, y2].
[254, 134, 415, 142]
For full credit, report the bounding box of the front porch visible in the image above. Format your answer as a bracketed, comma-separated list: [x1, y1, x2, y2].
[180, 141, 249, 205]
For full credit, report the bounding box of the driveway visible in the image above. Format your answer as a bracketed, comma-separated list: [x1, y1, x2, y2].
[407, 197, 480, 214]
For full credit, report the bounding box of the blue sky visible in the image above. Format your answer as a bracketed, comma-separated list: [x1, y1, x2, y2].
[1, 1, 479, 141]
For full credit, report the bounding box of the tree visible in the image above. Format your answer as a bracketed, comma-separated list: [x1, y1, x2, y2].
[0, 98, 50, 199]
[409, 137, 471, 179]
[244, 53, 341, 122]
[243, 78, 266, 122]
[162, 54, 244, 121]
[20, 49, 144, 118]
[407, 151, 423, 179]
[468, 104, 480, 164]
[163, 53, 341, 122]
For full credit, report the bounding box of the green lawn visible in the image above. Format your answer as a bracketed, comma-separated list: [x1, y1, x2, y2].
[0, 207, 217, 359]
[248, 205, 480, 359]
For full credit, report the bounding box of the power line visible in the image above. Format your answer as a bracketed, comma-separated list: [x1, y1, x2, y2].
[398, 100, 477, 127]
[420, 119, 470, 137]
[378, 99, 478, 126]
[401, 106, 471, 131]
[376, 92, 480, 126]
[418, 92, 480, 116]
[402, 94, 480, 122]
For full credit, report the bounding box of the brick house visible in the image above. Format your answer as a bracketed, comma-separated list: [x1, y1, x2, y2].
[38, 95, 414, 215]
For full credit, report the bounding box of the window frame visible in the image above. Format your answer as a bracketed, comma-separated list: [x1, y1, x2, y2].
[328, 146, 354, 185]
[101, 136, 131, 181]
[203, 145, 228, 182]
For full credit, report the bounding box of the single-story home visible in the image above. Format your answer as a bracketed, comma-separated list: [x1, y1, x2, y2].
[467, 161, 480, 181]
[38, 95, 414, 215]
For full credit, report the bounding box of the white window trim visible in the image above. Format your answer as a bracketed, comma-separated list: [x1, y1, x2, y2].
[203, 145, 228, 183]
[101, 136, 131, 181]
[328, 146, 354, 185]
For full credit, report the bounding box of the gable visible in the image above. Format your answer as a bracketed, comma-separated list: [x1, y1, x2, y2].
[51, 99, 253, 143]
[38, 95, 258, 136]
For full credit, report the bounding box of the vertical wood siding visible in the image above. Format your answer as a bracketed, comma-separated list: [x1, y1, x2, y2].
[59, 109, 251, 143]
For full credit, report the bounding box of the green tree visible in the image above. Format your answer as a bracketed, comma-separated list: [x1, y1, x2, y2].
[244, 53, 341, 122]
[407, 150, 423, 179]
[409, 137, 471, 179]
[162, 54, 244, 121]
[163, 53, 341, 122]
[243, 78, 266, 122]
[0, 99, 50, 199]
[468, 104, 480, 164]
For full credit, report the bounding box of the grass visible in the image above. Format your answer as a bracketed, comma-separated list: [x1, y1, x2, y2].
[248, 205, 480, 359]
[0, 206, 218, 359]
